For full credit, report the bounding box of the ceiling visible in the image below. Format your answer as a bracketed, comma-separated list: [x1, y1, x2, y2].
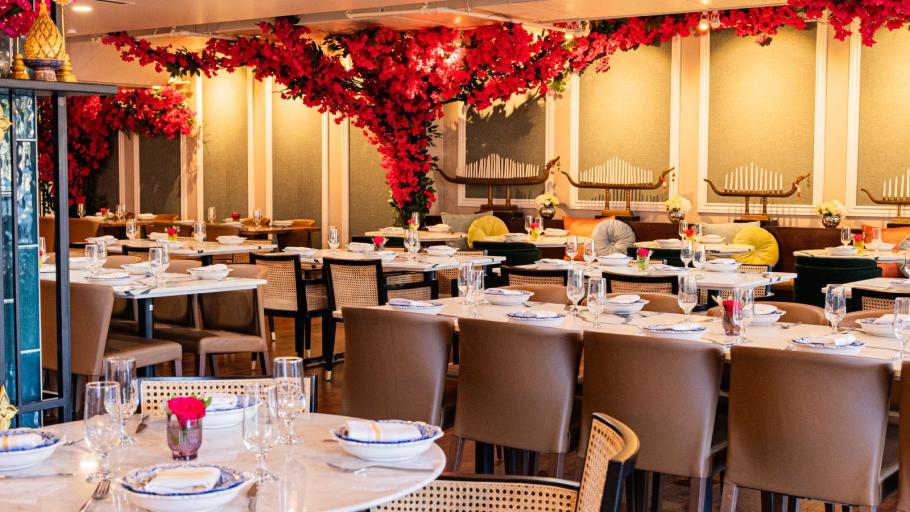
[66, 0, 786, 38]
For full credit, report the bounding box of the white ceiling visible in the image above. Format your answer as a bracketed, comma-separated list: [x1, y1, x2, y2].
[65, 0, 786, 38]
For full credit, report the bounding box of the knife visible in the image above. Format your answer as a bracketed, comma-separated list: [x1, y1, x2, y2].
[246, 483, 259, 511]
[135, 413, 150, 434]
[0, 473, 75, 479]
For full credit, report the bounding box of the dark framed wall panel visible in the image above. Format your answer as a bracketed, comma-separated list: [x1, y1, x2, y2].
[91, 132, 119, 210]
[202, 72, 248, 218]
[139, 135, 181, 214]
[347, 125, 390, 238]
[271, 95, 322, 235]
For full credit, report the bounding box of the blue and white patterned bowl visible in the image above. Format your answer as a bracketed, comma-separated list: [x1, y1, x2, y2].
[330, 420, 443, 462]
[484, 288, 533, 306]
[506, 311, 567, 326]
[0, 429, 62, 472]
[203, 395, 258, 430]
[389, 300, 445, 315]
[121, 464, 254, 512]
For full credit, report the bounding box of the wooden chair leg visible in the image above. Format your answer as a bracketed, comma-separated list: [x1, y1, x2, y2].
[625, 472, 638, 512]
[197, 353, 206, 377]
[323, 318, 336, 381]
[633, 469, 650, 512]
[173, 358, 182, 377]
[787, 496, 799, 512]
[554, 453, 565, 479]
[304, 315, 313, 358]
[293, 315, 305, 356]
[720, 482, 739, 512]
[825, 505, 835, 512]
[689, 477, 708, 512]
[449, 437, 465, 473]
[258, 352, 269, 376]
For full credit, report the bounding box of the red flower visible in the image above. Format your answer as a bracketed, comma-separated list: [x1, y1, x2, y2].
[99, 208, 108, 214]
[636, 248, 651, 258]
[685, 227, 695, 237]
[854, 234, 864, 242]
[166, 396, 207, 425]
[231, 212, 241, 220]
[372, 235, 386, 246]
[166, 227, 177, 236]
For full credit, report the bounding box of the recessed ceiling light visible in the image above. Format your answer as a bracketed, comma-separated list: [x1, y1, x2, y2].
[72, 4, 93, 13]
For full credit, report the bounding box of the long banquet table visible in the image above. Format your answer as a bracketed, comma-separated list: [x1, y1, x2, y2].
[107, 239, 276, 265]
[0, 413, 445, 512]
[294, 249, 505, 272]
[794, 248, 905, 262]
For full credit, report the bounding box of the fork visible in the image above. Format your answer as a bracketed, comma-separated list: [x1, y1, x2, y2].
[326, 462, 435, 474]
[778, 322, 799, 330]
[78, 479, 110, 512]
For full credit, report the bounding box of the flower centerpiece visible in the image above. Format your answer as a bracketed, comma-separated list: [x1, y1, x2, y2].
[853, 233, 864, 250]
[407, 218, 419, 231]
[714, 297, 741, 336]
[231, 212, 241, 222]
[165, 396, 209, 460]
[372, 235, 386, 251]
[99, 207, 109, 219]
[534, 193, 560, 219]
[528, 218, 542, 241]
[663, 195, 692, 223]
[684, 226, 696, 242]
[815, 199, 847, 228]
[166, 226, 178, 241]
[636, 248, 652, 272]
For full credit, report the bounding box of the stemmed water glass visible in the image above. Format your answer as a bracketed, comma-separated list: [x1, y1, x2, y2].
[76, 202, 86, 218]
[731, 288, 754, 344]
[565, 235, 578, 261]
[244, 383, 279, 482]
[207, 206, 216, 224]
[524, 215, 534, 238]
[273, 357, 307, 445]
[680, 240, 693, 270]
[328, 226, 340, 252]
[582, 240, 596, 266]
[893, 298, 910, 360]
[84, 244, 99, 277]
[469, 269, 485, 317]
[678, 220, 688, 241]
[193, 221, 206, 244]
[253, 208, 263, 226]
[405, 229, 421, 259]
[678, 274, 698, 324]
[825, 285, 846, 333]
[458, 262, 473, 304]
[840, 227, 852, 247]
[84, 381, 121, 482]
[586, 277, 605, 328]
[692, 243, 706, 270]
[103, 356, 138, 446]
[125, 218, 138, 241]
[566, 266, 585, 317]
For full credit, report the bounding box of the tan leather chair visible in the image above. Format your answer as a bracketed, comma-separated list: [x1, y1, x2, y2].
[153, 259, 202, 326]
[39, 216, 55, 253]
[69, 217, 100, 243]
[607, 292, 680, 313]
[453, 318, 582, 477]
[582, 332, 725, 512]
[276, 219, 316, 249]
[707, 300, 827, 325]
[721, 346, 894, 511]
[153, 214, 179, 221]
[205, 224, 241, 238]
[843, 309, 889, 328]
[342, 307, 456, 428]
[155, 264, 271, 376]
[503, 284, 570, 305]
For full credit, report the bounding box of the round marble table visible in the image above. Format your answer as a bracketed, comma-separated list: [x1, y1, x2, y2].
[0, 413, 445, 511]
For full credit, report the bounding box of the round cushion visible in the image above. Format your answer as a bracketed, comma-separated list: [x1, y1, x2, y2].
[591, 220, 636, 256]
[466, 216, 509, 248]
[732, 226, 779, 267]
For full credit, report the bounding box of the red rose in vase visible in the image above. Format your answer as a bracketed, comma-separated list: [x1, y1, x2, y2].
[636, 248, 651, 258]
[166, 396, 207, 427]
[166, 227, 177, 236]
[99, 208, 108, 215]
[231, 212, 241, 221]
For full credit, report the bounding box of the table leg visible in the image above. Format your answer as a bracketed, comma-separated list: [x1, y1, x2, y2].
[137, 297, 154, 339]
[200, 255, 213, 266]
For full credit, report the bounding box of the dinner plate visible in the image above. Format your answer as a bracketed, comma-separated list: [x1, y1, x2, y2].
[789, 336, 865, 352]
[703, 263, 740, 273]
[602, 300, 648, 314]
[506, 311, 567, 326]
[857, 319, 897, 338]
[597, 255, 631, 266]
[330, 420, 443, 462]
[642, 323, 707, 340]
[484, 289, 533, 305]
[85, 271, 131, 282]
[215, 236, 246, 246]
[425, 225, 451, 233]
[121, 464, 253, 512]
[0, 430, 62, 472]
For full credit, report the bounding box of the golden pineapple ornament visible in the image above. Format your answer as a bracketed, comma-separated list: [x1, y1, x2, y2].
[54, 0, 76, 82]
[0, 385, 17, 431]
[23, 1, 64, 81]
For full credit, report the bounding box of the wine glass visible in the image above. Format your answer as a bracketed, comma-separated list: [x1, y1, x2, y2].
[149, 247, 167, 287]
[103, 356, 138, 446]
[125, 219, 138, 241]
[582, 240, 596, 266]
[693, 224, 703, 238]
[524, 215, 534, 237]
[458, 262, 473, 304]
[840, 227, 852, 247]
[84, 381, 121, 482]
[893, 297, 910, 360]
[116, 204, 126, 220]
[469, 269, 484, 318]
[253, 208, 263, 226]
[731, 288, 754, 344]
[95, 242, 108, 271]
[586, 277, 606, 328]
[272, 357, 307, 445]
[193, 221, 206, 244]
[678, 220, 688, 241]
[678, 274, 698, 324]
[565, 235, 578, 261]
[405, 229, 421, 259]
[207, 206, 216, 224]
[680, 240, 693, 270]
[328, 226, 340, 251]
[566, 266, 585, 317]
[84, 244, 99, 277]
[825, 285, 846, 334]
[77, 202, 86, 218]
[38, 237, 47, 267]
[692, 243, 706, 270]
[244, 383, 279, 482]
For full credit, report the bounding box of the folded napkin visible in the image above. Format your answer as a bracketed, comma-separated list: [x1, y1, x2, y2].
[207, 395, 238, 411]
[389, 298, 437, 308]
[754, 304, 781, 315]
[344, 420, 422, 442]
[509, 310, 561, 319]
[607, 294, 641, 304]
[647, 322, 703, 332]
[486, 288, 529, 296]
[143, 466, 222, 494]
[86, 235, 116, 244]
[195, 264, 228, 272]
[538, 258, 569, 266]
[601, 253, 629, 259]
[802, 333, 856, 347]
[0, 432, 43, 451]
[347, 242, 374, 252]
[708, 258, 737, 265]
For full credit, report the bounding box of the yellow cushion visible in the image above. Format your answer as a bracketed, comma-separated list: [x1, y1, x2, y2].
[732, 226, 779, 267]
[467, 216, 509, 248]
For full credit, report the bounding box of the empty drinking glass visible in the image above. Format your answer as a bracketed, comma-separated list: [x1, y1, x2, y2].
[84, 381, 121, 482]
[840, 227, 852, 247]
[244, 383, 279, 482]
[125, 218, 138, 241]
[84, 244, 99, 277]
[76, 202, 86, 218]
[565, 235, 578, 261]
[731, 288, 754, 344]
[116, 204, 126, 220]
[893, 298, 910, 360]
[272, 357, 307, 445]
[678, 220, 688, 240]
[680, 240, 693, 269]
[103, 356, 138, 446]
[583, 240, 596, 266]
[567, 266, 585, 317]
[253, 208, 263, 226]
[405, 229, 421, 259]
[149, 247, 167, 286]
[193, 221, 206, 243]
[458, 262, 473, 304]
[586, 277, 606, 328]
[678, 274, 698, 323]
[95, 242, 107, 271]
[207, 206, 216, 224]
[328, 226, 340, 251]
[692, 243, 706, 270]
[469, 269, 485, 317]
[824, 285, 846, 334]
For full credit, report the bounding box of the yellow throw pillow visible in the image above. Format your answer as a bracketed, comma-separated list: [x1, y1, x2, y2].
[466, 216, 509, 248]
[732, 226, 780, 267]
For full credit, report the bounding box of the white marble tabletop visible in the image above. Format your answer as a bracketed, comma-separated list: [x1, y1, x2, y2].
[40, 269, 266, 299]
[794, 248, 906, 262]
[107, 239, 277, 257]
[296, 249, 504, 272]
[481, 234, 589, 248]
[514, 263, 795, 290]
[0, 413, 445, 512]
[635, 241, 753, 256]
[365, 230, 466, 242]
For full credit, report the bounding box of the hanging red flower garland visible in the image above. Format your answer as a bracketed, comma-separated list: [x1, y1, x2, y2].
[100, 1, 910, 222]
[0, 0, 37, 38]
[37, 87, 195, 207]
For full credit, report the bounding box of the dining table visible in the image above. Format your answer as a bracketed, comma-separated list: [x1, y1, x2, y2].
[292, 249, 505, 272]
[106, 239, 277, 266]
[794, 248, 906, 262]
[634, 241, 754, 256]
[1, 413, 445, 511]
[364, 230, 467, 243]
[480, 234, 589, 248]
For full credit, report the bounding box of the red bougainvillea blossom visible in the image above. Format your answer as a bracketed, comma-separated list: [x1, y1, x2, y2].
[101, 1, 910, 221]
[0, 0, 38, 38]
[38, 87, 194, 206]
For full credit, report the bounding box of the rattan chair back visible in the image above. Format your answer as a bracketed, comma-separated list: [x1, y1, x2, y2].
[139, 375, 317, 417]
[502, 265, 569, 286]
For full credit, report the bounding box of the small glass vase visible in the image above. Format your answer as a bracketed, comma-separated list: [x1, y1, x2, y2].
[722, 307, 741, 336]
[667, 209, 686, 223]
[539, 205, 556, 219]
[167, 416, 203, 461]
[636, 256, 650, 272]
[373, 242, 385, 252]
[821, 214, 841, 229]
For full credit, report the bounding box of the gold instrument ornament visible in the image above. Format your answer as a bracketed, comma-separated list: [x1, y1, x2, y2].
[0, 385, 17, 430]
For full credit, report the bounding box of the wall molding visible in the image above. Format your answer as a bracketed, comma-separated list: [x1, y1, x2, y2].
[321, 113, 329, 246]
[194, 75, 205, 221]
[246, 68, 255, 216]
[341, 118, 350, 241]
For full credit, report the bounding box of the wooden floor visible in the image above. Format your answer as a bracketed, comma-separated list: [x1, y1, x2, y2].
[176, 316, 897, 512]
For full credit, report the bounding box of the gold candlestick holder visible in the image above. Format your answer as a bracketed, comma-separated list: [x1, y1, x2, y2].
[437, 155, 556, 211]
[704, 170, 810, 222]
[860, 189, 910, 225]
[561, 161, 674, 217]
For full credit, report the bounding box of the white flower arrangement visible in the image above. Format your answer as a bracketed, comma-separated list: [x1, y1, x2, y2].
[663, 195, 692, 214]
[815, 199, 847, 217]
[535, 192, 560, 209]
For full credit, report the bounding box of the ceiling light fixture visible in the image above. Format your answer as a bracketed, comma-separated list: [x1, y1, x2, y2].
[71, 4, 92, 13]
[697, 11, 711, 34]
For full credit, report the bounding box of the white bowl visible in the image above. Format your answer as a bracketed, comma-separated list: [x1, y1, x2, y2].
[425, 246, 457, 257]
[506, 311, 567, 326]
[0, 430, 62, 472]
[704, 262, 740, 273]
[187, 267, 233, 281]
[203, 395, 256, 430]
[597, 255, 631, 266]
[330, 421, 443, 462]
[484, 289, 533, 305]
[602, 300, 648, 315]
[858, 319, 897, 338]
[122, 262, 152, 275]
[270, 220, 293, 228]
[375, 250, 398, 262]
[121, 464, 254, 512]
[216, 236, 246, 246]
[425, 224, 451, 233]
[828, 246, 858, 256]
[642, 323, 707, 340]
[655, 239, 684, 249]
[698, 234, 724, 244]
[750, 311, 785, 326]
